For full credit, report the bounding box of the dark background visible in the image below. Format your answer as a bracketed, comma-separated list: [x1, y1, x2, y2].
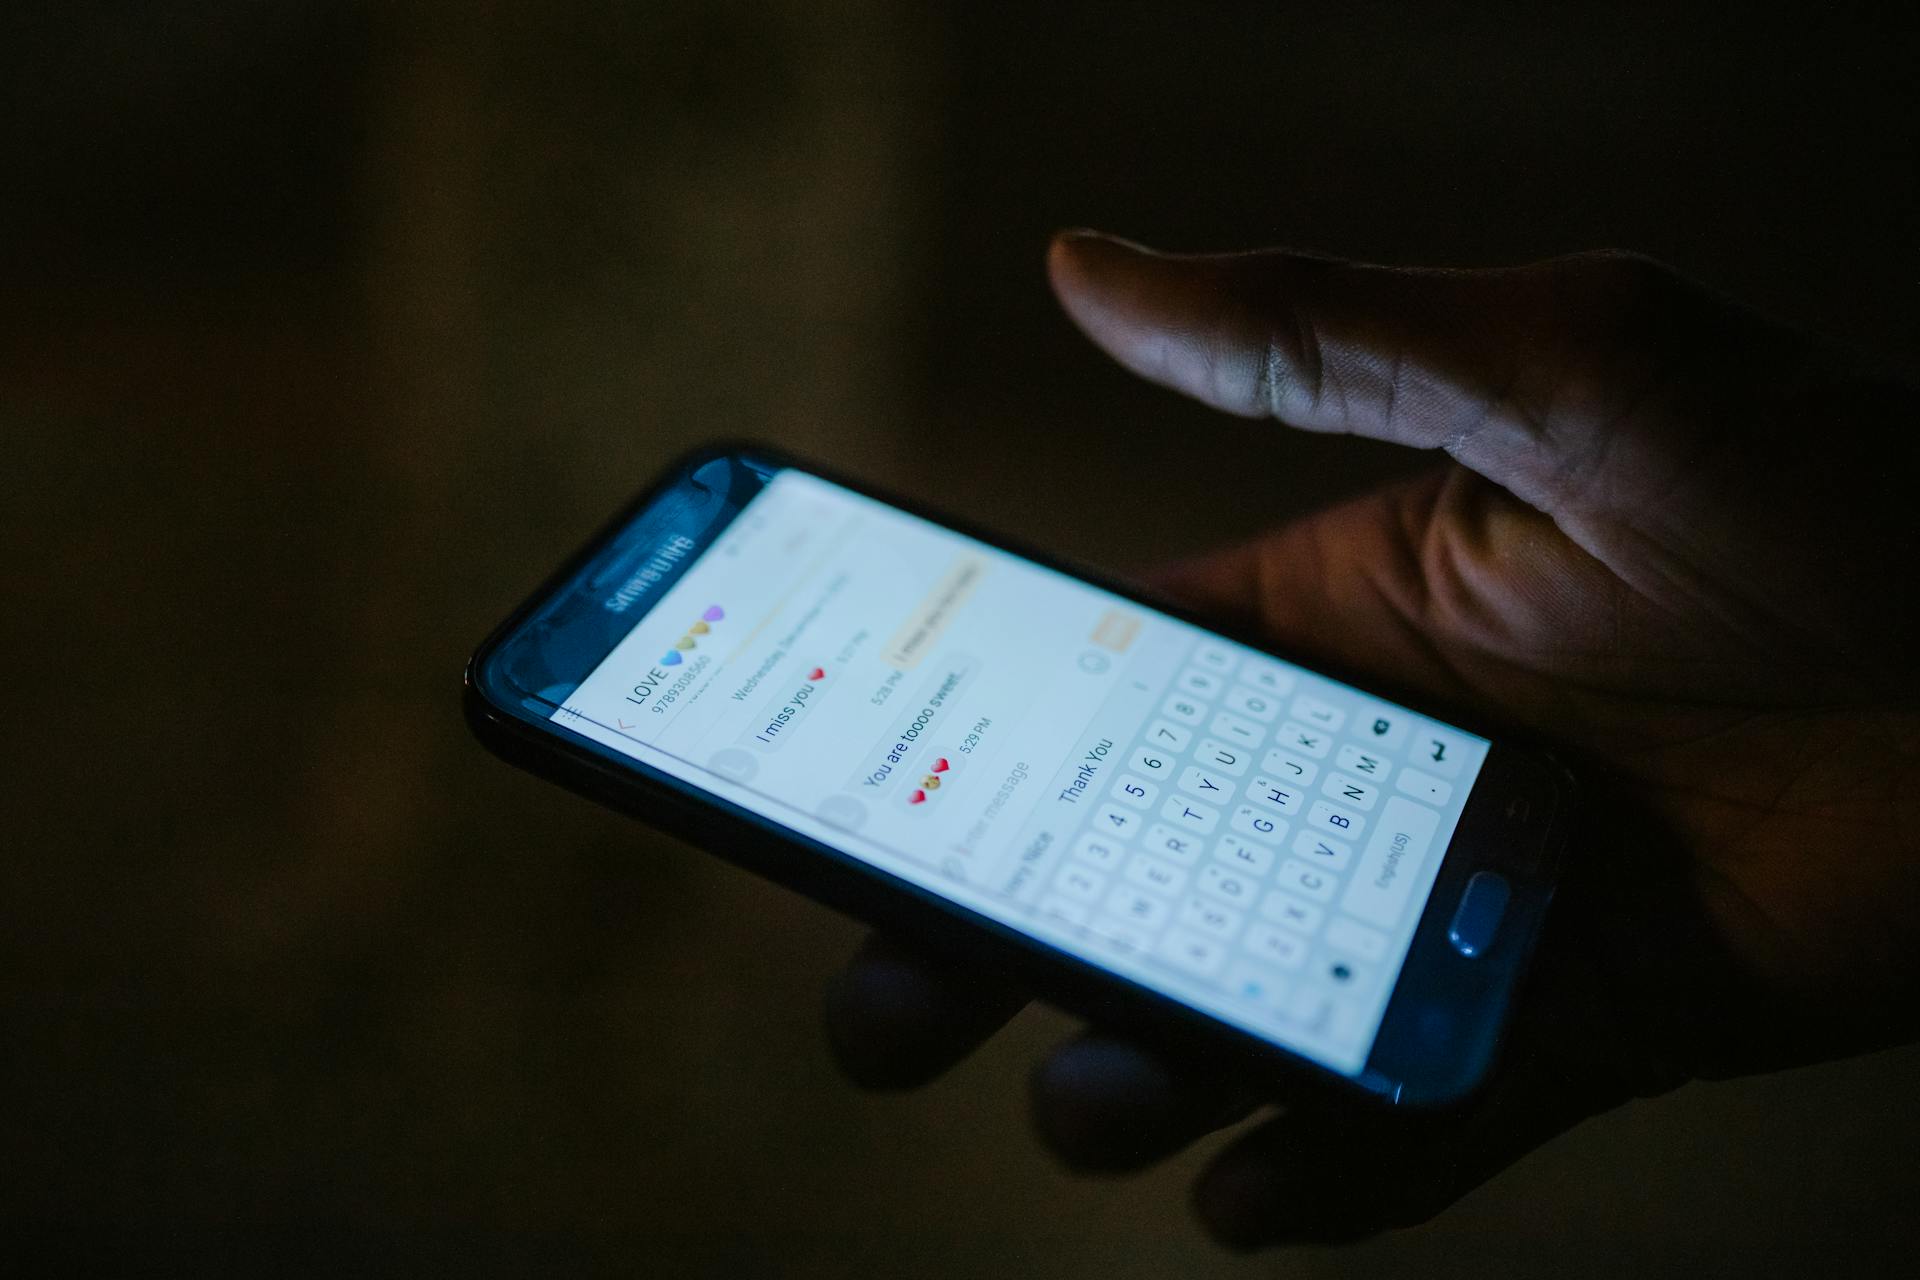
[4, 2, 1916, 1273]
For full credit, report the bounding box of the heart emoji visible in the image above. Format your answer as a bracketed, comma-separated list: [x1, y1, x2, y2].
[908, 789, 927, 805]
[676, 636, 696, 651]
[661, 651, 683, 666]
[689, 620, 710, 635]
[702, 605, 725, 623]
[922, 775, 941, 790]
[808, 667, 825, 681]
[929, 758, 949, 773]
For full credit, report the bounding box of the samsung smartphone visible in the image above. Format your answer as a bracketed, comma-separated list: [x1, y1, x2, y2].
[466, 444, 1572, 1106]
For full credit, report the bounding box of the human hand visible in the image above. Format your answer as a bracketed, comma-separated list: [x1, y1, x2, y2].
[825, 232, 1920, 1247]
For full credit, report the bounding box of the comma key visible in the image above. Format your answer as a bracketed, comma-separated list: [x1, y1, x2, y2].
[1225, 960, 1293, 1011]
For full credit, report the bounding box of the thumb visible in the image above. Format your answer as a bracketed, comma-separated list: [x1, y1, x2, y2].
[1146, 465, 1626, 734]
[1047, 231, 1763, 524]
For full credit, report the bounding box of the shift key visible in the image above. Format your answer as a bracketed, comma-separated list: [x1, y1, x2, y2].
[1340, 797, 1439, 928]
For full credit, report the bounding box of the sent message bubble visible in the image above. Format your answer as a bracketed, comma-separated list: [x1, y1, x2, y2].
[883, 554, 985, 669]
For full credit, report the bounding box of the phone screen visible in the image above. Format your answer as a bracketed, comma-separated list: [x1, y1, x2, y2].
[544, 466, 1488, 1076]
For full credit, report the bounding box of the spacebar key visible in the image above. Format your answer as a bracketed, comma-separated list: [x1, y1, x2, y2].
[1340, 797, 1438, 928]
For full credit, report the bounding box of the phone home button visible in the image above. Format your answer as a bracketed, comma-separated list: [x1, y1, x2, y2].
[1447, 872, 1511, 958]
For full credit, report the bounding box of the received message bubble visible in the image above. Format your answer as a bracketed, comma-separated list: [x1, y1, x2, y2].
[740, 662, 834, 752]
[848, 658, 976, 795]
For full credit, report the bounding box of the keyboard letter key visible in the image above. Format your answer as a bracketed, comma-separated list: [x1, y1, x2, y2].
[1246, 774, 1304, 814]
[1160, 796, 1220, 834]
[1142, 823, 1204, 865]
[1278, 722, 1331, 758]
[1158, 928, 1228, 976]
[1262, 748, 1320, 785]
[1230, 804, 1287, 844]
[1308, 800, 1365, 838]
[1321, 772, 1381, 811]
[1244, 923, 1309, 969]
[1196, 739, 1251, 776]
[1335, 742, 1391, 782]
[1225, 686, 1282, 723]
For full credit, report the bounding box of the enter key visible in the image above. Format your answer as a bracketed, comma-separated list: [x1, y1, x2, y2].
[1340, 797, 1439, 929]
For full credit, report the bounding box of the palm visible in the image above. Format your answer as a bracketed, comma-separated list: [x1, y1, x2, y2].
[1176, 459, 1919, 1085]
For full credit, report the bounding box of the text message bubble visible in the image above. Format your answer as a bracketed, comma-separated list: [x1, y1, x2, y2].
[883, 555, 984, 669]
[739, 662, 834, 753]
[848, 658, 977, 794]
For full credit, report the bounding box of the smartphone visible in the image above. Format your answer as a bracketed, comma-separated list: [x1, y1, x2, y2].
[465, 444, 1572, 1106]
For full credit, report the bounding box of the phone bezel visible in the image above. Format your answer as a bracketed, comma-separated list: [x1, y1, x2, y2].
[464, 441, 1575, 1108]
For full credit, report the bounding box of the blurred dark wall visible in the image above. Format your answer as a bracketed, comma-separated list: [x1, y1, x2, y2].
[2, 2, 1915, 1274]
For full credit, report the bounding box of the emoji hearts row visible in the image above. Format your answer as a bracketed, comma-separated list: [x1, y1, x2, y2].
[905, 757, 952, 805]
[661, 604, 726, 666]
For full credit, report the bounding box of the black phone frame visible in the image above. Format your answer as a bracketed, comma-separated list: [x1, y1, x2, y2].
[464, 441, 1576, 1108]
